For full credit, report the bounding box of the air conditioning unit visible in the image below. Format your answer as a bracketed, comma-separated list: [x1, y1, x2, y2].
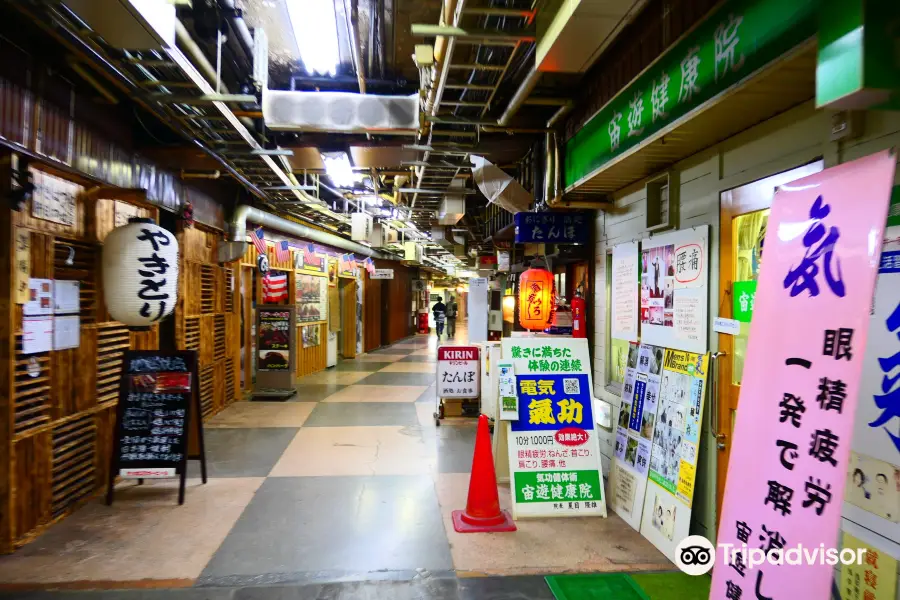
[403, 241, 424, 264]
[351, 213, 374, 241]
[263, 90, 420, 134]
[366, 223, 397, 248]
[383, 226, 399, 244]
[63, 0, 176, 50]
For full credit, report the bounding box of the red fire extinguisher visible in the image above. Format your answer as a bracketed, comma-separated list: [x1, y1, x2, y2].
[571, 292, 586, 338]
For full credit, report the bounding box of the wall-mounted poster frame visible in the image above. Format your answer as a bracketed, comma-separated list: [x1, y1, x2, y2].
[639, 226, 709, 353]
[296, 273, 328, 323]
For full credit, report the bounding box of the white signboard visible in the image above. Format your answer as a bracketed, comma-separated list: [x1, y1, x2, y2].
[498, 360, 518, 420]
[610, 342, 663, 530]
[24, 278, 53, 316]
[370, 269, 394, 279]
[611, 241, 639, 342]
[843, 228, 900, 547]
[53, 314, 80, 350]
[501, 337, 607, 519]
[436, 346, 480, 398]
[467, 277, 488, 343]
[53, 280, 80, 315]
[639, 226, 709, 353]
[23, 316, 52, 354]
[497, 250, 510, 272]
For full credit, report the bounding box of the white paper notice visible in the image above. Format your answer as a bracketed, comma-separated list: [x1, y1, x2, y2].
[24, 278, 53, 316]
[23, 316, 53, 354]
[614, 468, 637, 514]
[611, 242, 639, 342]
[674, 289, 702, 342]
[53, 315, 80, 350]
[53, 280, 80, 314]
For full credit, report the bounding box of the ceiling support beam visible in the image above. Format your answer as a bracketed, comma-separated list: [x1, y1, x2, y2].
[410, 24, 535, 42]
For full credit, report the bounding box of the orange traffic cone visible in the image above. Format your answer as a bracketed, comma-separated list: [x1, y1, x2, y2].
[452, 414, 517, 533]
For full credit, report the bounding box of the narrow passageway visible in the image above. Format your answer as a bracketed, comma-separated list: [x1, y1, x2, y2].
[0, 323, 671, 597]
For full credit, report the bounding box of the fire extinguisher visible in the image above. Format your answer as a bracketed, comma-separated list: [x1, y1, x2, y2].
[571, 292, 586, 338]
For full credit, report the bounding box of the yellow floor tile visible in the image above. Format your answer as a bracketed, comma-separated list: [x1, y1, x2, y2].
[322, 384, 427, 403]
[269, 426, 436, 476]
[0, 478, 264, 584]
[205, 402, 315, 428]
[434, 473, 671, 576]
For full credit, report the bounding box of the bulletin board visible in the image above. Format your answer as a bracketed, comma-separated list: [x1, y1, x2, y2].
[639, 226, 709, 353]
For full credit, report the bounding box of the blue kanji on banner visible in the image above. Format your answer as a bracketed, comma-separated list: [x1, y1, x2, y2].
[514, 212, 589, 244]
[511, 374, 594, 432]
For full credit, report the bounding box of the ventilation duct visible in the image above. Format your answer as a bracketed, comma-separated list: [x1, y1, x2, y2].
[263, 90, 420, 134]
[470, 155, 533, 215]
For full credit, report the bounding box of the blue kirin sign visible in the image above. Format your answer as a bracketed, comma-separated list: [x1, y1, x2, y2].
[514, 212, 589, 244]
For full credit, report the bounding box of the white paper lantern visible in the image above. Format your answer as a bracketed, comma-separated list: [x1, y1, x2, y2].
[103, 218, 179, 328]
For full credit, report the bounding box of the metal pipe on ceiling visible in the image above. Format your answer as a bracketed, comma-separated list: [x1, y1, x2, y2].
[217, 0, 255, 60]
[230, 205, 392, 259]
[344, 0, 367, 94]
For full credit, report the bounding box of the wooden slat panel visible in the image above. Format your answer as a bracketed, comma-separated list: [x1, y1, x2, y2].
[200, 265, 215, 314]
[199, 365, 215, 419]
[51, 414, 96, 518]
[181, 225, 216, 264]
[224, 267, 235, 313]
[296, 323, 328, 377]
[182, 316, 200, 352]
[224, 357, 236, 406]
[214, 314, 226, 361]
[199, 315, 214, 366]
[50, 325, 96, 420]
[11, 432, 52, 543]
[13, 334, 52, 437]
[93, 405, 117, 497]
[96, 323, 129, 404]
[53, 238, 98, 324]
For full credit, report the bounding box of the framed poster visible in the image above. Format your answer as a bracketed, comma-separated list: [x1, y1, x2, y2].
[301, 324, 321, 348]
[639, 226, 709, 353]
[296, 274, 328, 323]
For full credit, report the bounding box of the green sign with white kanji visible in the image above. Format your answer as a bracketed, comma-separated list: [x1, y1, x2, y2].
[733, 280, 757, 323]
[563, 0, 816, 189]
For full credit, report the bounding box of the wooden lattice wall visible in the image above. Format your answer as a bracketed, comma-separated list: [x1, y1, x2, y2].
[176, 226, 241, 421]
[0, 166, 163, 552]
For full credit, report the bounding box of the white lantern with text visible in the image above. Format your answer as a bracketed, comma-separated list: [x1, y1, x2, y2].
[103, 218, 179, 328]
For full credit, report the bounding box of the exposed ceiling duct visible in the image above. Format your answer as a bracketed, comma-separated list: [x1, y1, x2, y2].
[470, 155, 532, 215]
[263, 90, 420, 134]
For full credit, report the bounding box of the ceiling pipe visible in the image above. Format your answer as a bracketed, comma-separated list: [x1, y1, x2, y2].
[497, 66, 540, 127]
[230, 205, 392, 259]
[344, 0, 367, 94]
[217, 0, 255, 60]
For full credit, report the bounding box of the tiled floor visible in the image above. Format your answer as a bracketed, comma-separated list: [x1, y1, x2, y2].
[0, 324, 672, 595]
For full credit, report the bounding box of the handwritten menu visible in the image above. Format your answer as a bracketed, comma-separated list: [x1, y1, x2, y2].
[115, 351, 195, 477]
[30, 168, 78, 227]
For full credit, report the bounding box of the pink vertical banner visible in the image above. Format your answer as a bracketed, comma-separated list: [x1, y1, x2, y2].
[710, 151, 896, 600]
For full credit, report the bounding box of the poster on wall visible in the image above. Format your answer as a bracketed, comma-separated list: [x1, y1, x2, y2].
[296, 274, 328, 323]
[610, 343, 663, 530]
[639, 226, 708, 353]
[301, 324, 320, 348]
[327, 258, 338, 286]
[842, 215, 900, 546]
[501, 338, 606, 519]
[294, 244, 326, 273]
[839, 531, 898, 600]
[710, 151, 895, 600]
[639, 349, 709, 560]
[30, 168, 78, 227]
[24, 278, 53, 316]
[257, 309, 291, 371]
[611, 241, 639, 342]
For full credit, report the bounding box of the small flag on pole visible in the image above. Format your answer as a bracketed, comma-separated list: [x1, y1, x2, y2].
[275, 240, 290, 263]
[304, 243, 315, 262]
[249, 226, 267, 256]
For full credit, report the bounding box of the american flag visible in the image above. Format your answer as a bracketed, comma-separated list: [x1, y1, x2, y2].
[275, 240, 290, 263]
[249, 226, 267, 256]
[303, 243, 315, 262]
[262, 272, 288, 303]
[350, 256, 357, 271]
[365, 258, 375, 274]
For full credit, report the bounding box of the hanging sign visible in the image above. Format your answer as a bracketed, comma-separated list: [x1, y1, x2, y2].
[498, 360, 518, 420]
[611, 241, 639, 343]
[14, 227, 30, 305]
[108, 350, 206, 505]
[640, 226, 709, 353]
[639, 349, 709, 561]
[31, 168, 78, 227]
[733, 280, 757, 323]
[611, 343, 663, 530]
[370, 269, 394, 279]
[711, 151, 896, 600]
[436, 346, 480, 399]
[514, 211, 589, 244]
[501, 337, 606, 519]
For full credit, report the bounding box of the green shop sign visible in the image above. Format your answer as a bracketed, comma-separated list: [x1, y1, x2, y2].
[732, 280, 757, 323]
[513, 470, 603, 504]
[563, 0, 816, 190]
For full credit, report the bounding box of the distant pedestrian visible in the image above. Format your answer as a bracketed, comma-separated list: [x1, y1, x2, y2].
[432, 299, 447, 339]
[446, 296, 458, 338]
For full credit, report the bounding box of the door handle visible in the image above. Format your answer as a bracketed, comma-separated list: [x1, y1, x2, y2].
[709, 351, 727, 450]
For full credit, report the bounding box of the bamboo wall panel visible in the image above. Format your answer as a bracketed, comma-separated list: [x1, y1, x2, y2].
[50, 326, 96, 419]
[13, 334, 51, 438]
[199, 365, 215, 419]
[11, 433, 52, 543]
[50, 414, 96, 519]
[96, 324, 130, 406]
[296, 323, 327, 377]
[53, 239, 99, 324]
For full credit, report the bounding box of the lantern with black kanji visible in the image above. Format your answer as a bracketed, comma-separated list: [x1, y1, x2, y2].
[102, 218, 179, 329]
[518, 265, 554, 331]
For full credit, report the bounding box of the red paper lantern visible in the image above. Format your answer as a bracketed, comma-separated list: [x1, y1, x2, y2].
[518, 266, 554, 331]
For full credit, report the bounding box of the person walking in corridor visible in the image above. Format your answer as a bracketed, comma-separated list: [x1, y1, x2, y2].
[445, 295, 458, 338]
[432, 298, 447, 340]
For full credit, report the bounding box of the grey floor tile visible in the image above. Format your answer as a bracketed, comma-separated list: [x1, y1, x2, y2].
[188, 428, 298, 478]
[331, 361, 391, 372]
[429, 423, 476, 474]
[0, 591, 235, 600]
[357, 372, 435, 387]
[369, 347, 414, 355]
[458, 575, 556, 600]
[291, 384, 347, 402]
[303, 402, 420, 427]
[199, 476, 453, 580]
[415, 386, 438, 403]
[398, 355, 437, 363]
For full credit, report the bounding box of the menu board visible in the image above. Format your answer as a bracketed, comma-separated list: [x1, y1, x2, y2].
[296, 274, 327, 323]
[113, 351, 195, 479]
[258, 308, 290, 370]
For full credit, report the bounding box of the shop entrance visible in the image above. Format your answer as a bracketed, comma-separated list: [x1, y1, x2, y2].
[339, 278, 358, 358]
[714, 160, 823, 514]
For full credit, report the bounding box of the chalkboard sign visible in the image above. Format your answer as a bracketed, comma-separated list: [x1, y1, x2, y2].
[107, 350, 207, 505]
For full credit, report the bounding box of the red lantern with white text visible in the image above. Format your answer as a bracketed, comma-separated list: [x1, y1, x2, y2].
[518, 266, 554, 331]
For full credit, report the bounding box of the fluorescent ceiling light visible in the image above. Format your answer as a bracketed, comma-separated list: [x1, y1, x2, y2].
[286, 0, 340, 77]
[321, 151, 360, 188]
